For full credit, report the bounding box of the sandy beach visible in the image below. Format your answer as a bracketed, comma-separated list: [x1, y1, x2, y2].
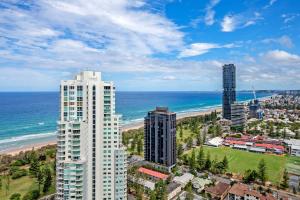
[1, 107, 221, 156]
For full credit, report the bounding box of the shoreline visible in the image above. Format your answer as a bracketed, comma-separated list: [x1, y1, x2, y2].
[0, 107, 221, 156]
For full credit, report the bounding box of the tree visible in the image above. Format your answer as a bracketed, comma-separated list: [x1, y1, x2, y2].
[155, 180, 167, 200]
[280, 169, 289, 189]
[204, 152, 211, 170]
[130, 138, 137, 152]
[216, 124, 222, 136]
[180, 126, 183, 138]
[10, 193, 21, 200]
[137, 138, 143, 155]
[243, 169, 258, 183]
[197, 146, 205, 170]
[186, 137, 193, 149]
[36, 167, 44, 193]
[189, 149, 196, 171]
[196, 133, 202, 146]
[283, 128, 287, 139]
[177, 143, 184, 158]
[149, 191, 156, 200]
[43, 166, 52, 193]
[0, 176, 2, 191]
[222, 155, 229, 171]
[29, 158, 40, 177]
[202, 129, 207, 144]
[22, 190, 40, 200]
[185, 183, 194, 200]
[258, 159, 267, 184]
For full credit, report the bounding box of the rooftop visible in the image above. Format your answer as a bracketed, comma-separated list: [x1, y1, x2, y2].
[138, 167, 168, 180]
[173, 173, 194, 185]
[228, 183, 261, 198]
[284, 139, 300, 146]
[205, 182, 230, 196]
[255, 143, 284, 150]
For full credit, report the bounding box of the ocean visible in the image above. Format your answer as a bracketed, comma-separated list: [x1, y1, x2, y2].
[0, 91, 271, 152]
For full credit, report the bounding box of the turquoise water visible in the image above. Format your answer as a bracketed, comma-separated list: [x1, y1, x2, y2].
[0, 91, 271, 152]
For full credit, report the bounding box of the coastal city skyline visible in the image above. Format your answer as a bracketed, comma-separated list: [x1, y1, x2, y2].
[1, 0, 300, 91]
[0, 1, 300, 200]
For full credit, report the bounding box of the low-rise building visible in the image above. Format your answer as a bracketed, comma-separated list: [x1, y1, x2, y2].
[192, 177, 212, 193]
[284, 139, 300, 157]
[207, 137, 224, 147]
[167, 182, 182, 200]
[173, 173, 194, 188]
[138, 167, 169, 181]
[205, 182, 231, 200]
[227, 183, 276, 200]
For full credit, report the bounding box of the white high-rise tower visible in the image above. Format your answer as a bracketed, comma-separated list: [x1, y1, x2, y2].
[56, 71, 127, 200]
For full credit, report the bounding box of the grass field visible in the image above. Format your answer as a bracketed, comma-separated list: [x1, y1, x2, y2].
[0, 174, 56, 200]
[176, 128, 195, 144]
[186, 146, 300, 184]
[0, 176, 37, 199]
[286, 156, 300, 176]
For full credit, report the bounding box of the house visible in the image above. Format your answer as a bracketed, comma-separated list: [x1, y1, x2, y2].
[173, 173, 194, 187]
[192, 177, 212, 192]
[227, 183, 276, 200]
[205, 182, 231, 200]
[167, 182, 182, 200]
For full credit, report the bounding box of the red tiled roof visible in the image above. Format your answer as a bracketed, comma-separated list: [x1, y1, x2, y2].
[225, 140, 246, 145]
[138, 167, 168, 180]
[228, 183, 248, 196]
[255, 143, 284, 150]
[205, 182, 230, 196]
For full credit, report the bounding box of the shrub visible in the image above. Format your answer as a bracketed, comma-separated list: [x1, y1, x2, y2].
[10, 193, 21, 200]
[11, 169, 27, 179]
[22, 190, 40, 200]
[11, 160, 25, 167]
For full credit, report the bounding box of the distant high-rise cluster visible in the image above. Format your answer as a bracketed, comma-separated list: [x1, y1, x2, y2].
[56, 71, 127, 200]
[144, 107, 177, 168]
[222, 64, 236, 120]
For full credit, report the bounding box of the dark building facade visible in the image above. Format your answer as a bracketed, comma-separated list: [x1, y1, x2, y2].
[249, 99, 263, 119]
[144, 107, 176, 167]
[223, 64, 236, 120]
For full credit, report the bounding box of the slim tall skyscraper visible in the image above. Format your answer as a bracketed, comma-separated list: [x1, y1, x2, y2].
[222, 64, 236, 120]
[144, 107, 176, 168]
[56, 71, 127, 200]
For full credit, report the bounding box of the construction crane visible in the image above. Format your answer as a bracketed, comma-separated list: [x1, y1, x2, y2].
[252, 85, 257, 100]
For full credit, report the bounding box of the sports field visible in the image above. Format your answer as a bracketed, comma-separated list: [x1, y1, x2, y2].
[186, 146, 300, 184]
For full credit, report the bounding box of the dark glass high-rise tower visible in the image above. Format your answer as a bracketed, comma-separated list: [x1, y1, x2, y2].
[223, 64, 236, 120]
[144, 107, 176, 167]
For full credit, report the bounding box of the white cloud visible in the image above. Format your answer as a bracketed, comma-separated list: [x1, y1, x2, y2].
[281, 13, 300, 24]
[264, 0, 277, 9]
[162, 75, 177, 80]
[221, 12, 262, 32]
[263, 50, 300, 64]
[262, 35, 293, 48]
[179, 42, 237, 58]
[221, 15, 237, 32]
[204, 0, 221, 26]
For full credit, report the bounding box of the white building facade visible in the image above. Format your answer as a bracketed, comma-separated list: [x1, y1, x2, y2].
[56, 71, 127, 200]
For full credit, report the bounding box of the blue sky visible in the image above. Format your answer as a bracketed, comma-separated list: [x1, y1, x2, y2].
[0, 0, 299, 91]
